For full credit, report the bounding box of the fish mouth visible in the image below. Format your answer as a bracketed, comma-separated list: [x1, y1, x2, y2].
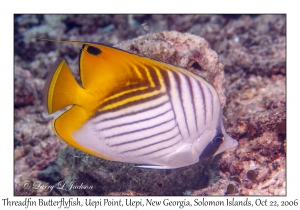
[232, 138, 238, 147]
[214, 134, 238, 155]
[226, 134, 238, 149]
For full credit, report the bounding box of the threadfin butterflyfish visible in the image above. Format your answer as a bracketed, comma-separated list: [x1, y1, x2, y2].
[42, 39, 238, 169]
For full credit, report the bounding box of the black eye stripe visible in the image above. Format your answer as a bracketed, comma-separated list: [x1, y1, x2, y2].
[199, 133, 224, 161]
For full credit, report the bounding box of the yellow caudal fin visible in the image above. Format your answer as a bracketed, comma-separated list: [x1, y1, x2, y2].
[44, 58, 84, 114]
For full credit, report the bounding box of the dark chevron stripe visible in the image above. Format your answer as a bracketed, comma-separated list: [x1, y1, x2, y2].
[98, 108, 172, 131]
[181, 74, 194, 136]
[110, 124, 178, 147]
[207, 86, 214, 120]
[106, 64, 149, 96]
[186, 76, 197, 131]
[157, 65, 171, 91]
[119, 132, 180, 154]
[100, 64, 161, 109]
[172, 71, 190, 136]
[96, 92, 166, 116]
[93, 94, 168, 123]
[105, 118, 174, 139]
[137, 137, 181, 157]
[197, 80, 206, 125]
[144, 64, 161, 90]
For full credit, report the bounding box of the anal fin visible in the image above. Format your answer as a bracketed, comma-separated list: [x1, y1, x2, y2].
[53, 105, 109, 159]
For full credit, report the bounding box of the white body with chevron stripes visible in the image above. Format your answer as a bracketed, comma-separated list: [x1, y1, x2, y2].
[44, 41, 238, 169]
[72, 63, 237, 169]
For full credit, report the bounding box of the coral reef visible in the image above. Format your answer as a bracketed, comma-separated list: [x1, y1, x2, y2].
[14, 14, 286, 196]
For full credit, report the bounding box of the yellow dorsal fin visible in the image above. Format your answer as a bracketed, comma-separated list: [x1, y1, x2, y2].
[78, 43, 143, 91]
[39, 38, 166, 112]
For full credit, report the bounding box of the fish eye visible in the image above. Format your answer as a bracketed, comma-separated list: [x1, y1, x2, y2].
[213, 133, 224, 144]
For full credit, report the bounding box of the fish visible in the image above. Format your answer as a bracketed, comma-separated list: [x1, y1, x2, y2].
[43, 39, 238, 169]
